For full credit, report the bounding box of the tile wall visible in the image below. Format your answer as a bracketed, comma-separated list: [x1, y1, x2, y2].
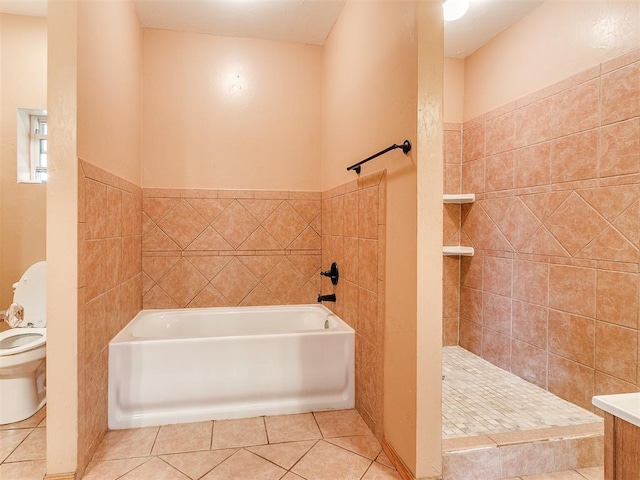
[141, 189, 322, 308]
[77, 160, 143, 476]
[443, 123, 463, 346]
[321, 171, 386, 440]
[457, 47, 640, 411]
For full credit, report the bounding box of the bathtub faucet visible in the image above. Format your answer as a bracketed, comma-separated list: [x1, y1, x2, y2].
[317, 293, 336, 303]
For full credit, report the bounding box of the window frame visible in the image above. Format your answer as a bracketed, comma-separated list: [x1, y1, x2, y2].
[30, 114, 48, 183]
[16, 108, 47, 184]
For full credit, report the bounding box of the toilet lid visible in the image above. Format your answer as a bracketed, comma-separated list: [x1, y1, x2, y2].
[13, 261, 46, 327]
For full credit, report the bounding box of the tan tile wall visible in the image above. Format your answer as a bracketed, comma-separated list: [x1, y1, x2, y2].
[321, 171, 386, 440]
[77, 160, 143, 475]
[443, 122, 463, 346]
[459, 47, 640, 411]
[141, 189, 322, 307]
[77, 168, 384, 459]
[140, 183, 385, 437]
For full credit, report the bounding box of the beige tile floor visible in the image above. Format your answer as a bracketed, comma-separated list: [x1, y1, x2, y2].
[85, 409, 399, 480]
[0, 407, 604, 480]
[0, 406, 47, 480]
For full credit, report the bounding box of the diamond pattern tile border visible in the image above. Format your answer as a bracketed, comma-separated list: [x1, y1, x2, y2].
[142, 190, 322, 308]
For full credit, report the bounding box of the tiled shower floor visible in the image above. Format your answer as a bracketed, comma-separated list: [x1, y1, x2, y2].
[442, 346, 602, 439]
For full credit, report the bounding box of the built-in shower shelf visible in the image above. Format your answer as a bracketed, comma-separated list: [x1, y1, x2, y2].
[442, 246, 474, 256]
[443, 193, 475, 204]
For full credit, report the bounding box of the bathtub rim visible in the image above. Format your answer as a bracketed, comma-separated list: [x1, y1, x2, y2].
[110, 303, 354, 344]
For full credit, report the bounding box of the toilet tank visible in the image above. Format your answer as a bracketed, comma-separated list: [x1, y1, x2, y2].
[13, 261, 46, 328]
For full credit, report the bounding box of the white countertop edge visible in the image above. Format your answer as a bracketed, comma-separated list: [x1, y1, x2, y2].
[592, 392, 640, 428]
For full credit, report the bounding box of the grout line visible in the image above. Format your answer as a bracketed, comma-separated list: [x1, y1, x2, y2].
[241, 447, 289, 475]
[0, 427, 34, 465]
[310, 412, 324, 439]
[324, 437, 382, 462]
[112, 456, 154, 480]
[356, 459, 375, 480]
[149, 426, 161, 456]
[287, 438, 321, 473]
[196, 448, 241, 480]
[262, 416, 270, 445]
[157, 456, 188, 477]
[210, 419, 215, 450]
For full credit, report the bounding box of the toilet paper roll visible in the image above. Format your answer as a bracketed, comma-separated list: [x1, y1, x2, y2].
[5, 303, 25, 328]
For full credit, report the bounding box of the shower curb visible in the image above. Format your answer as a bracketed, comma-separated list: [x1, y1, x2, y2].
[442, 421, 603, 479]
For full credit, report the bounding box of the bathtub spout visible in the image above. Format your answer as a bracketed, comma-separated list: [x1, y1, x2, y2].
[317, 294, 336, 303]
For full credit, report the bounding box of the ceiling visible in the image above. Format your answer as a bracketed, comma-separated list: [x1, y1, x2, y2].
[0, 0, 544, 58]
[444, 0, 543, 58]
[0, 0, 46, 18]
[133, 0, 346, 46]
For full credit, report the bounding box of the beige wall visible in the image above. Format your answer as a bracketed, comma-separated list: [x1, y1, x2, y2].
[77, 0, 142, 185]
[464, 0, 640, 121]
[47, 0, 79, 474]
[1, 14, 3, 313]
[0, 14, 47, 308]
[416, 2, 444, 476]
[142, 29, 322, 190]
[48, 0, 143, 476]
[322, 1, 443, 476]
[75, 1, 143, 477]
[444, 57, 464, 124]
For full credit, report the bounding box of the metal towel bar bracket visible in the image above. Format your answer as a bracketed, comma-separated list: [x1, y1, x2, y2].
[346, 140, 411, 174]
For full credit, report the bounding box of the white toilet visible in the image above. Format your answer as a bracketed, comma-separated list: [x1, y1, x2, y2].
[0, 261, 46, 424]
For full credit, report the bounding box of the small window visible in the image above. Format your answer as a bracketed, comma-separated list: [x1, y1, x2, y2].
[17, 108, 48, 183]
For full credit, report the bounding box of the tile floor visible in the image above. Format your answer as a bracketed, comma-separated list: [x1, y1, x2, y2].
[84, 409, 400, 480]
[0, 407, 606, 479]
[1, 347, 608, 480]
[443, 347, 602, 439]
[0, 406, 47, 480]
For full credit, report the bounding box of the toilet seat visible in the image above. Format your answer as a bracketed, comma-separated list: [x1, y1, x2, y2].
[0, 328, 46, 356]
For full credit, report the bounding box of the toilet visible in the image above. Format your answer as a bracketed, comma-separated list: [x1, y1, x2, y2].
[0, 261, 46, 424]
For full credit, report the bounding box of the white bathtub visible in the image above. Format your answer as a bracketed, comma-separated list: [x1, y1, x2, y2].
[108, 304, 354, 429]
